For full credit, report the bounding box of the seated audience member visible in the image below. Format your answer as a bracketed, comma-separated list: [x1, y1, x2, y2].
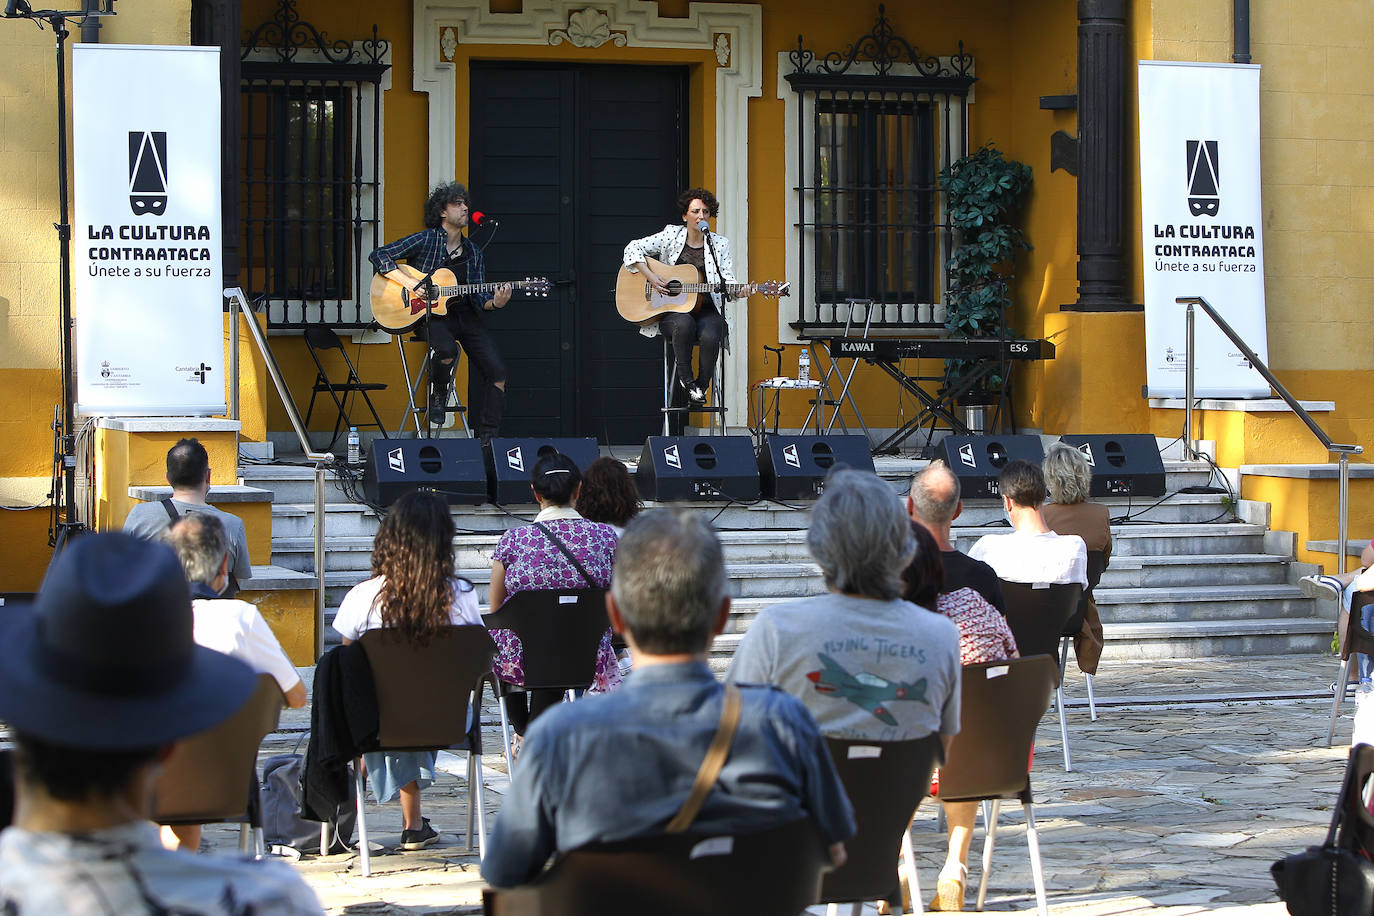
[728, 469, 961, 745]
[481, 508, 855, 888]
[969, 459, 1088, 588]
[1303, 540, 1374, 680]
[903, 522, 1018, 911]
[908, 462, 1006, 612]
[575, 456, 642, 537]
[160, 513, 307, 852]
[487, 453, 621, 754]
[334, 490, 484, 851]
[0, 533, 322, 914]
[1040, 443, 1112, 674]
[124, 437, 252, 596]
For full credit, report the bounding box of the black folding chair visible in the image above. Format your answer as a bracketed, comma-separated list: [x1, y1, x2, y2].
[820, 735, 943, 915]
[1001, 580, 1083, 771]
[483, 588, 610, 775]
[482, 818, 830, 916]
[303, 324, 388, 450]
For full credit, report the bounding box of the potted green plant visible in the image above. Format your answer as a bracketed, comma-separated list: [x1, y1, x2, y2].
[938, 143, 1033, 407]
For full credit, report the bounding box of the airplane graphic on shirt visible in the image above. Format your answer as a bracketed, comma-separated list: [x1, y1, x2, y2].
[805, 653, 929, 726]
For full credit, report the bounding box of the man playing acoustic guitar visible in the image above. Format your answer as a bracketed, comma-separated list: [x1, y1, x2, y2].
[369, 181, 512, 439]
[623, 188, 754, 416]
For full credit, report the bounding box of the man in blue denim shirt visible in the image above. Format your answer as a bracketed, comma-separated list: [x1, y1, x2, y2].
[369, 181, 511, 438]
[481, 508, 855, 888]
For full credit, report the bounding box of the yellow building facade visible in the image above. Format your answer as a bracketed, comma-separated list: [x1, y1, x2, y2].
[1, 0, 1370, 592]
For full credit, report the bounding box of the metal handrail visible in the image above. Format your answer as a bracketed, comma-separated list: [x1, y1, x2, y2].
[1176, 295, 1362, 573]
[225, 288, 333, 659]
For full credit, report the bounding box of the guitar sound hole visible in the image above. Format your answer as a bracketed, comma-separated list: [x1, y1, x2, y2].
[665, 282, 682, 296]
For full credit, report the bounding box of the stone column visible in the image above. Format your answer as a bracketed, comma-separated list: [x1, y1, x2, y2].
[1070, 0, 1132, 311]
[191, 0, 242, 288]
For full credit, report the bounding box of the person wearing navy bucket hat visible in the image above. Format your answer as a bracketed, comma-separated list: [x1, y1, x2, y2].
[0, 532, 323, 914]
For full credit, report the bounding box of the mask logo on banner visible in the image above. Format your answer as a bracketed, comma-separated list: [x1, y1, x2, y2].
[100, 361, 111, 379]
[128, 131, 168, 216]
[1186, 139, 1220, 217]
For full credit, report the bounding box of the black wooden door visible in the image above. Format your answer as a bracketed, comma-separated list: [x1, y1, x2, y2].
[468, 63, 686, 443]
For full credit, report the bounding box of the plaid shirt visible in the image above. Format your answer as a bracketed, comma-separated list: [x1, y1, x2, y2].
[368, 227, 492, 308]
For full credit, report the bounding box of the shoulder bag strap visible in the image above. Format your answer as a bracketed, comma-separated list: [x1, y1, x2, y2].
[534, 521, 595, 588]
[161, 498, 180, 522]
[665, 684, 743, 835]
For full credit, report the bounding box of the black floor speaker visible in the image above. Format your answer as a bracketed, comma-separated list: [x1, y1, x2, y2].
[939, 434, 1046, 500]
[1058, 434, 1166, 497]
[758, 435, 875, 499]
[636, 436, 760, 502]
[363, 438, 488, 506]
[486, 437, 601, 504]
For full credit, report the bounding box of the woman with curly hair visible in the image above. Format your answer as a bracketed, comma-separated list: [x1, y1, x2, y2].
[575, 456, 641, 536]
[333, 490, 482, 851]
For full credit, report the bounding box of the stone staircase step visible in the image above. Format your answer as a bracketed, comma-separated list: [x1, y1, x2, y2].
[1097, 554, 1289, 588]
[1094, 583, 1320, 623]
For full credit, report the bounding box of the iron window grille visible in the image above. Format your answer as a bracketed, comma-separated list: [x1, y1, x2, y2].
[785, 8, 974, 337]
[240, 3, 388, 329]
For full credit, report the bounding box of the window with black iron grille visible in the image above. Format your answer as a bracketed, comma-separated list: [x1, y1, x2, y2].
[240, 2, 388, 329]
[786, 10, 974, 337]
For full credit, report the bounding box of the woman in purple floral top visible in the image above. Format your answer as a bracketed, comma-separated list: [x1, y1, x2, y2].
[486, 452, 620, 739]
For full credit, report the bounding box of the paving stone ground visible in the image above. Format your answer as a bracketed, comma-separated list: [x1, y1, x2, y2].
[196, 653, 1363, 914]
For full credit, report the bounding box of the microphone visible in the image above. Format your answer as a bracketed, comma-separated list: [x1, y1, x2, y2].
[470, 210, 498, 228]
[697, 219, 710, 234]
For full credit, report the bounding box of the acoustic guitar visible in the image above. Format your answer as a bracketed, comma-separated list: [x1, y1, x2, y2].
[370, 263, 551, 333]
[615, 257, 789, 325]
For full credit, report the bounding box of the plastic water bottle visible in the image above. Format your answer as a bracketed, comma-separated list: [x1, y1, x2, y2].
[798, 348, 811, 384]
[347, 426, 361, 465]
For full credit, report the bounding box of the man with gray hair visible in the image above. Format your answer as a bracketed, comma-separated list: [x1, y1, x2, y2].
[160, 513, 307, 851]
[729, 469, 961, 749]
[482, 508, 855, 889]
[907, 462, 1006, 612]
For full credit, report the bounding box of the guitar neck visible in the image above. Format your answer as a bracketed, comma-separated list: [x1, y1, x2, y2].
[432, 280, 530, 297]
[675, 283, 750, 295]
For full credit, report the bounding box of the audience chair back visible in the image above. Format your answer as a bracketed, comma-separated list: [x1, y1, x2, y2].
[0, 750, 12, 829]
[938, 655, 1057, 916]
[819, 734, 943, 913]
[355, 625, 497, 875]
[481, 818, 830, 916]
[483, 587, 609, 773]
[302, 323, 389, 449]
[152, 673, 283, 854]
[1327, 592, 1374, 745]
[1002, 580, 1083, 771]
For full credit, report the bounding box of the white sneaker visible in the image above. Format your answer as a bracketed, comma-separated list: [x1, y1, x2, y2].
[1300, 574, 1345, 600]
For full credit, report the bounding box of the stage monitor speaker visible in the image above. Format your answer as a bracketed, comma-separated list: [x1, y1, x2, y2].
[758, 435, 875, 499]
[1058, 434, 1166, 498]
[486, 437, 601, 504]
[939, 434, 1046, 500]
[636, 436, 760, 502]
[363, 438, 487, 507]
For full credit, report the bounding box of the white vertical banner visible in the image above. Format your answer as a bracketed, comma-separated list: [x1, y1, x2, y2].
[73, 44, 225, 416]
[1139, 61, 1269, 398]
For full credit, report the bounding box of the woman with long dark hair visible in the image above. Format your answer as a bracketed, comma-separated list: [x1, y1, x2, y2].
[333, 490, 482, 850]
[487, 453, 620, 753]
